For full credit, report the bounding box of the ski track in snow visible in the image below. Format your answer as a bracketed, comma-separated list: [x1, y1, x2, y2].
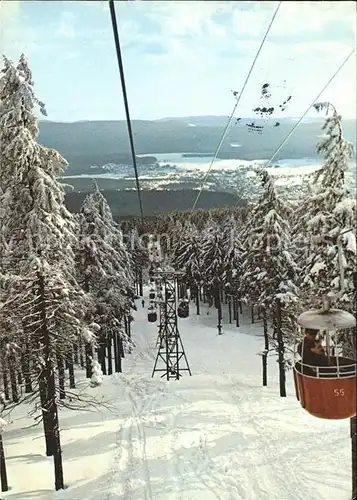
[107, 329, 159, 500]
[218, 374, 330, 500]
[109, 326, 306, 500]
[102, 299, 349, 500]
[123, 387, 154, 500]
[188, 380, 263, 500]
[219, 375, 304, 499]
[167, 409, 185, 500]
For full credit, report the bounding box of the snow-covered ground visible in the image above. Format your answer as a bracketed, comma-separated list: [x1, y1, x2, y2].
[1, 291, 352, 500]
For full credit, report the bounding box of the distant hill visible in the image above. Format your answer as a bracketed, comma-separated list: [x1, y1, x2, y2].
[38, 116, 357, 176]
[155, 115, 323, 126]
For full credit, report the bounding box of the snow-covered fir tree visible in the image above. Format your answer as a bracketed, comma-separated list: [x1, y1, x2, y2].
[239, 169, 299, 394]
[173, 221, 203, 313]
[239, 169, 299, 313]
[222, 214, 244, 300]
[200, 218, 226, 295]
[75, 184, 136, 372]
[0, 55, 96, 489]
[129, 226, 149, 296]
[169, 219, 185, 264]
[0, 54, 94, 386]
[294, 102, 356, 311]
[199, 217, 227, 332]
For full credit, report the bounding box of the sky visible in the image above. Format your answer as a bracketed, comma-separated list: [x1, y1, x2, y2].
[0, 0, 356, 122]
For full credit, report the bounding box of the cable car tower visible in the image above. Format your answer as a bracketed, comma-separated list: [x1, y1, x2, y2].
[151, 269, 191, 380]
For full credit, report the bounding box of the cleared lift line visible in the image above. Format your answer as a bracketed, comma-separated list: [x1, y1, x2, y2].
[190, 1, 283, 214]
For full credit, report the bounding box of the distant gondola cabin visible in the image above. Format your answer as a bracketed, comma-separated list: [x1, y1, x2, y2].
[178, 300, 189, 319]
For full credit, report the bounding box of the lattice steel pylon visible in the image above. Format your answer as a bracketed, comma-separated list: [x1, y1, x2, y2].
[152, 270, 191, 380]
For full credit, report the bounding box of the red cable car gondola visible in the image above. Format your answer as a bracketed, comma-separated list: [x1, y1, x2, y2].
[293, 307, 356, 420]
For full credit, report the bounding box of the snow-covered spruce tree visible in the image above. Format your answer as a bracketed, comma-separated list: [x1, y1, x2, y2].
[222, 214, 244, 310]
[113, 220, 136, 349]
[294, 102, 356, 313]
[128, 226, 149, 297]
[239, 169, 299, 394]
[173, 221, 203, 314]
[168, 219, 185, 265]
[0, 55, 96, 490]
[76, 184, 136, 376]
[200, 218, 226, 333]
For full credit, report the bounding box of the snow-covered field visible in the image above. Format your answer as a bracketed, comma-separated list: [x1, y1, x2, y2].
[2, 292, 352, 500]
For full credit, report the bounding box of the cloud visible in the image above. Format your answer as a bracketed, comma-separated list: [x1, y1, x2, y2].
[149, 1, 234, 38]
[0, 0, 39, 61]
[231, 2, 355, 38]
[121, 1, 355, 70]
[1, 0, 355, 120]
[0, 0, 21, 56]
[57, 11, 76, 39]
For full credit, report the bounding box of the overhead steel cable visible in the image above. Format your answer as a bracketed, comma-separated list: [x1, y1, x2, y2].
[190, 1, 282, 214]
[109, 0, 144, 223]
[264, 47, 356, 168]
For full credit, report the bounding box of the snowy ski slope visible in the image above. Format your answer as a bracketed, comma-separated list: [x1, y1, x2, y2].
[2, 291, 352, 500]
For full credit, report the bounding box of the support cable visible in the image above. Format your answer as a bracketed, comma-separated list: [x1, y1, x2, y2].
[109, 0, 144, 222]
[264, 47, 356, 168]
[190, 1, 282, 214]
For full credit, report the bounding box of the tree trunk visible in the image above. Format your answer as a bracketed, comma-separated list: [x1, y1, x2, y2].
[39, 377, 55, 456]
[216, 287, 223, 335]
[107, 335, 113, 375]
[22, 345, 32, 393]
[37, 271, 65, 490]
[17, 369, 22, 387]
[262, 311, 269, 387]
[139, 269, 143, 297]
[8, 355, 19, 403]
[68, 354, 75, 389]
[276, 300, 286, 398]
[251, 305, 255, 324]
[113, 333, 121, 373]
[235, 299, 240, 327]
[119, 338, 125, 359]
[49, 381, 64, 490]
[126, 317, 132, 354]
[0, 434, 8, 492]
[85, 343, 93, 378]
[228, 297, 232, 323]
[98, 332, 107, 375]
[56, 353, 65, 400]
[195, 286, 200, 315]
[73, 343, 79, 365]
[79, 342, 84, 369]
[2, 371, 9, 401]
[233, 299, 237, 321]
